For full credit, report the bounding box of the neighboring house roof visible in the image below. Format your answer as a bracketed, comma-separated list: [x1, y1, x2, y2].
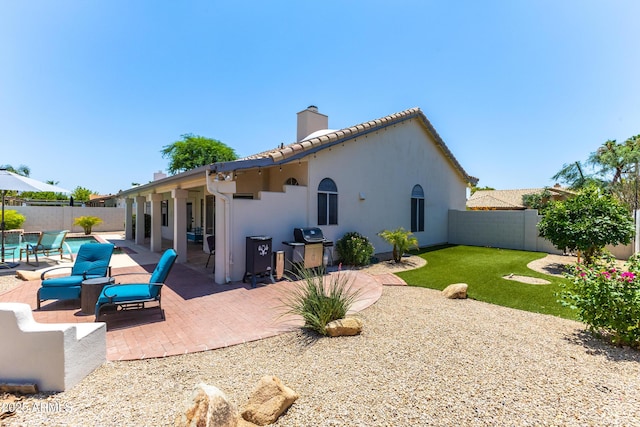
[210, 107, 478, 185]
[466, 187, 572, 210]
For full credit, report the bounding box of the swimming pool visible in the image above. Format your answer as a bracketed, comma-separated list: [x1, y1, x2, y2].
[64, 236, 101, 254]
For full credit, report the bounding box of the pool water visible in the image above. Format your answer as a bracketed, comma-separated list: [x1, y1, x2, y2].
[64, 236, 100, 254]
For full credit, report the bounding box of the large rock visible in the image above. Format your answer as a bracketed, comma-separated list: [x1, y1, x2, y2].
[241, 376, 298, 426]
[325, 317, 364, 337]
[175, 383, 237, 427]
[442, 283, 468, 299]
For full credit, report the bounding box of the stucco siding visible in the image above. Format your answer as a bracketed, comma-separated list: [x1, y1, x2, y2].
[307, 120, 468, 253]
[229, 185, 308, 280]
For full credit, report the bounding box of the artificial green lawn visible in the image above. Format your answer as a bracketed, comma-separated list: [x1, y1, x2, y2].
[395, 245, 576, 319]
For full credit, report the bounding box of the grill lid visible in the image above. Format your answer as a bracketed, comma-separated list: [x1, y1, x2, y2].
[294, 227, 325, 243]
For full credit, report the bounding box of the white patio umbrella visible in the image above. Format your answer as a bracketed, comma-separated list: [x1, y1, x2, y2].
[0, 169, 71, 269]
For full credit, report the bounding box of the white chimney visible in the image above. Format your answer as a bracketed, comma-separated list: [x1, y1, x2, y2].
[153, 171, 167, 181]
[297, 105, 328, 142]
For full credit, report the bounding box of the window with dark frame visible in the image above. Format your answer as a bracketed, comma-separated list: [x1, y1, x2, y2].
[161, 200, 168, 227]
[411, 184, 425, 232]
[318, 178, 338, 225]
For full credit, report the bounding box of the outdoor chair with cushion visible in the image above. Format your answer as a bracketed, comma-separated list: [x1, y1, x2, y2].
[186, 227, 203, 243]
[37, 243, 115, 309]
[20, 229, 72, 266]
[95, 248, 177, 320]
[1, 229, 23, 264]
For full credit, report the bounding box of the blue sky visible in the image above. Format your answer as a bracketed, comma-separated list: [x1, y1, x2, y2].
[1, 1, 639, 195]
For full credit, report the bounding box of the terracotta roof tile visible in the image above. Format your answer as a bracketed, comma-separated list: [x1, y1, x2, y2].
[230, 107, 477, 185]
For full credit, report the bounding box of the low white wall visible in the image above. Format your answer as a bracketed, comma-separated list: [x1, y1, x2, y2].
[0, 302, 106, 392]
[448, 209, 635, 260]
[6, 206, 125, 233]
[230, 185, 308, 281]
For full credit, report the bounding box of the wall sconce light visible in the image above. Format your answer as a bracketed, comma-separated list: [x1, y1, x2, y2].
[258, 168, 262, 175]
[359, 192, 366, 200]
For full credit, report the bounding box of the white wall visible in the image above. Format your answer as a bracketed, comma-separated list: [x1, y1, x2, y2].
[229, 185, 307, 280]
[7, 206, 125, 233]
[307, 120, 468, 254]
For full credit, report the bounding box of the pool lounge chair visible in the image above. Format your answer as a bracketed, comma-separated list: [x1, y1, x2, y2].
[1, 229, 23, 267]
[37, 243, 115, 309]
[95, 248, 177, 320]
[20, 230, 72, 266]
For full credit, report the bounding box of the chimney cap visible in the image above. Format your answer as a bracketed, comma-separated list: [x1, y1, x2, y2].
[307, 105, 318, 111]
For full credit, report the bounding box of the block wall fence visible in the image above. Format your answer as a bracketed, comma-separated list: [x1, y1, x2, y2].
[448, 209, 635, 260]
[6, 206, 125, 234]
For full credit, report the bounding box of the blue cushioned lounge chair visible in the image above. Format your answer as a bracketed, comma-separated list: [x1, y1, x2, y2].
[21, 230, 72, 266]
[95, 248, 177, 320]
[37, 243, 115, 309]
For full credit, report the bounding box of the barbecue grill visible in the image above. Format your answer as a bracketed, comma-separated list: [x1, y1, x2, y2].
[284, 227, 333, 269]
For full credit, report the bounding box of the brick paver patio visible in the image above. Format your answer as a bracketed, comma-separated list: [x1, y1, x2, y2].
[0, 245, 386, 361]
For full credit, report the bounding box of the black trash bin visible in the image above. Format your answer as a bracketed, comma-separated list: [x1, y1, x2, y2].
[243, 236, 273, 287]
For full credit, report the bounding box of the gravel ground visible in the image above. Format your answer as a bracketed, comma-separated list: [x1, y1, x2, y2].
[3, 284, 640, 426]
[2, 253, 640, 426]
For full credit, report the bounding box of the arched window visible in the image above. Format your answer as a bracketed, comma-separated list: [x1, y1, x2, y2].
[411, 185, 424, 232]
[285, 177, 299, 186]
[318, 178, 338, 225]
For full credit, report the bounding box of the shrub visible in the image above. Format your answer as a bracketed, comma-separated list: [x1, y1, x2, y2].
[378, 227, 418, 263]
[336, 231, 374, 266]
[280, 266, 362, 335]
[3, 210, 26, 230]
[561, 254, 640, 348]
[73, 216, 103, 235]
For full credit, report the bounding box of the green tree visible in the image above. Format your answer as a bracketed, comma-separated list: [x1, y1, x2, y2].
[161, 134, 238, 174]
[71, 186, 94, 202]
[0, 164, 30, 176]
[470, 183, 495, 195]
[552, 136, 640, 210]
[522, 189, 553, 212]
[378, 227, 419, 263]
[537, 186, 634, 263]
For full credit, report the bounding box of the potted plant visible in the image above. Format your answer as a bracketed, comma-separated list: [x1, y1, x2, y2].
[73, 216, 103, 235]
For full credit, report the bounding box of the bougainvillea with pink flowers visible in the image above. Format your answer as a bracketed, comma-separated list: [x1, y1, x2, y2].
[562, 253, 640, 348]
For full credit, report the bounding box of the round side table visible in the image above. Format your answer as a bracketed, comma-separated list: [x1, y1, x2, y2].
[81, 277, 115, 315]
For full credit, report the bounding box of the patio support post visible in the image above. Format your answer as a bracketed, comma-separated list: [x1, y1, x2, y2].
[124, 198, 134, 240]
[172, 189, 189, 264]
[134, 196, 145, 246]
[149, 194, 163, 253]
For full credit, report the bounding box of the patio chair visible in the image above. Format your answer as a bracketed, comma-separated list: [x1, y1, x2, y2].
[187, 227, 203, 243]
[95, 248, 177, 320]
[37, 243, 115, 309]
[1, 229, 23, 264]
[205, 234, 215, 272]
[20, 229, 73, 266]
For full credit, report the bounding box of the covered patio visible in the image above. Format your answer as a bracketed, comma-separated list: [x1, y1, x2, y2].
[0, 234, 387, 361]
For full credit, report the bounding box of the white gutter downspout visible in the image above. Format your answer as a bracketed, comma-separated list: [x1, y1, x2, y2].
[206, 170, 232, 283]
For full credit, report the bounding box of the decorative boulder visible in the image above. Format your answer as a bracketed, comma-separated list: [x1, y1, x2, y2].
[325, 317, 364, 337]
[175, 383, 237, 427]
[442, 283, 468, 299]
[241, 376, 298, 426]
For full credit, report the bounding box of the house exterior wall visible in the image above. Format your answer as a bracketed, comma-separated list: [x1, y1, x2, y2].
[8, 206, 125, 233]
[306, 120, 468, 254]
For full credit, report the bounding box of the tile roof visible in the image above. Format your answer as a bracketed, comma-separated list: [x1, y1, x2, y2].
[466, 187, 571, 209]
[212, 107, 478, 185]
